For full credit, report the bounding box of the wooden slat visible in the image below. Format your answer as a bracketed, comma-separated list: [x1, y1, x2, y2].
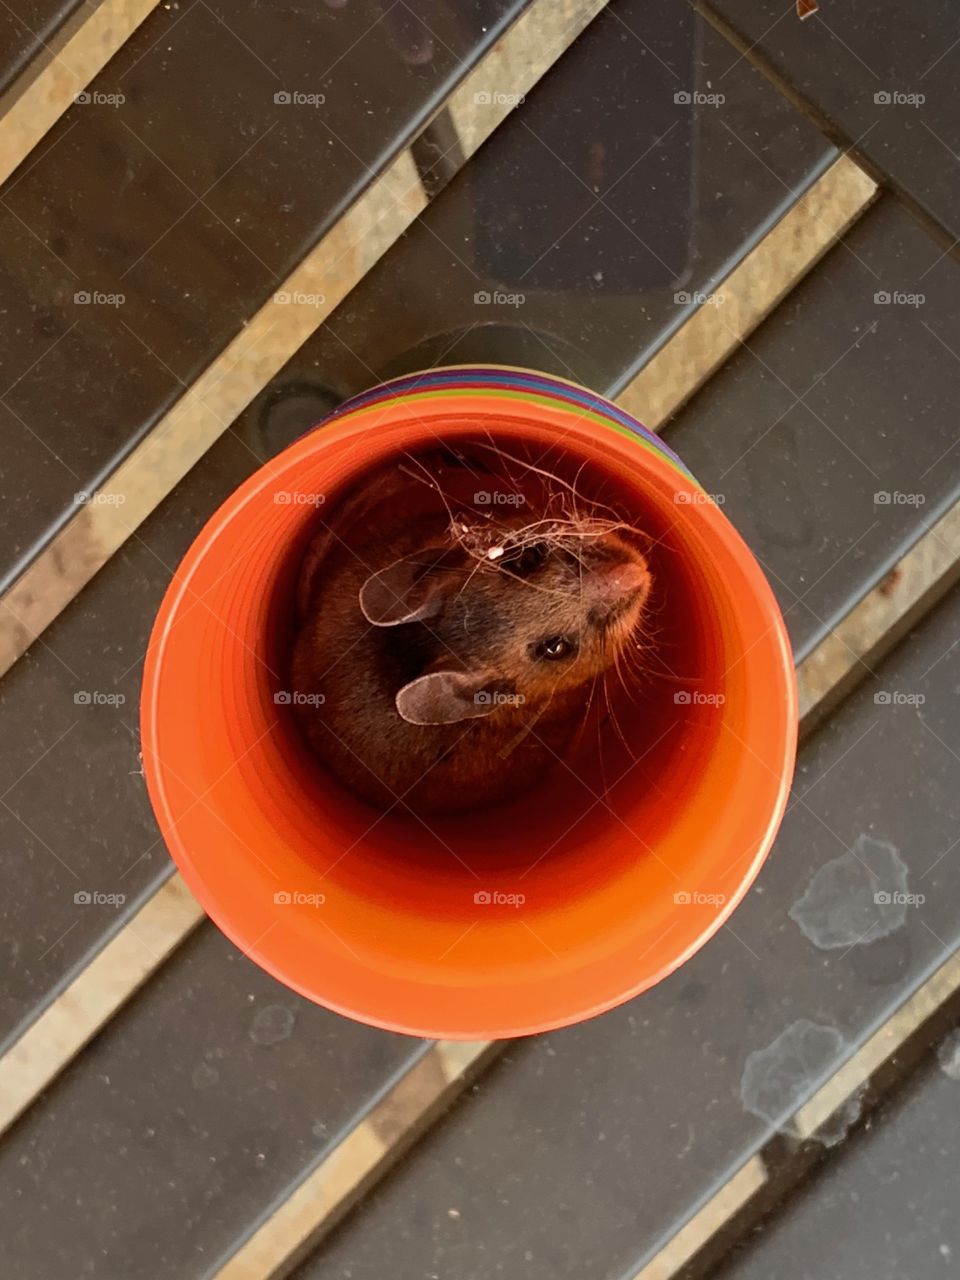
[792, 947, 960, 1141]
[0, 147, 426, 677]
[617, 153, 877, 430]
[216, 1042, 498, 1280]
[798, 501, 960, 727]
[0, 873, 202, 1131]
[0, 0, 160, 186]
[629, 1158, 768, 1280]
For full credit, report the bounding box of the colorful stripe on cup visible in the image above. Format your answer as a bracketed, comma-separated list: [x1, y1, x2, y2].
[317, 365, 699, 484]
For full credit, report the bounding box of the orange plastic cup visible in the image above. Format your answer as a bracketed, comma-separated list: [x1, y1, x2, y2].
[141, 370, 797, 1039]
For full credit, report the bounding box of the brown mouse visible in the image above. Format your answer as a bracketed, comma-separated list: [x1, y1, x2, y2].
[288, 447, 653, 816]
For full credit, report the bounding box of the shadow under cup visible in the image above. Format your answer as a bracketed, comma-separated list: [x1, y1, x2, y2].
[141, 391, 797, 1039]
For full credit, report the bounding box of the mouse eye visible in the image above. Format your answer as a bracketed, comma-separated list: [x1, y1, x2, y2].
[532, 634, 577, 662]
[500, 540, 548, 577]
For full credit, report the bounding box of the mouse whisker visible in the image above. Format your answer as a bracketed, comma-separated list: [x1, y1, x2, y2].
[596, 672, 619, 803]
[603, 669, 640, 771]
[569, 672, 601, 755]
[620, 643, 655, 690]
[614, 634, 650, 708]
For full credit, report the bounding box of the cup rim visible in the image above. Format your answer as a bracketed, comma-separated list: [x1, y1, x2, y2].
[141, 376, 798, 1038]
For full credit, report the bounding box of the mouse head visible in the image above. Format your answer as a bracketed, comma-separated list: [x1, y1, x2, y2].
[358, 519, 652, 725]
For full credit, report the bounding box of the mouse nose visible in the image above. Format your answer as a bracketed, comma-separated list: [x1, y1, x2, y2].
[601, 559, 651, 602]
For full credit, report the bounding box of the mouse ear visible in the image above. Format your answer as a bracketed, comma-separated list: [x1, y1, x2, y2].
[359, 547, 463, 626]
[395, 672, 516, 725]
